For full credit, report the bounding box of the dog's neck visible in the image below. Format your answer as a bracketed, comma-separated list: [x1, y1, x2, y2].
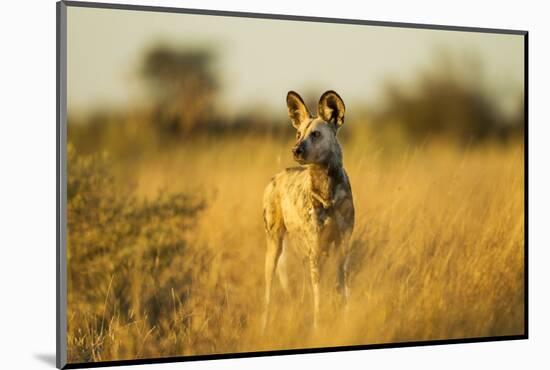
[306, 155, 345, 209]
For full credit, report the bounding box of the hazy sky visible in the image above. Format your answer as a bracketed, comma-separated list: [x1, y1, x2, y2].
[67, 6, 524, 118]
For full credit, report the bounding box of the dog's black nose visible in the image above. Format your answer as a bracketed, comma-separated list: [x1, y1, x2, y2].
[293, 144, 304, 157]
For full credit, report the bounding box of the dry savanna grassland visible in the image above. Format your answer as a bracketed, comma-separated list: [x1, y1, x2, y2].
[66, 127, 524, 363]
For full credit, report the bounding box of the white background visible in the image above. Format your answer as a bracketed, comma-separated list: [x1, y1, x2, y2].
[0, 0, 547, 369]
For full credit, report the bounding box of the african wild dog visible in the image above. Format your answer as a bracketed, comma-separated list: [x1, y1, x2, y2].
[262, 90, 354, 330]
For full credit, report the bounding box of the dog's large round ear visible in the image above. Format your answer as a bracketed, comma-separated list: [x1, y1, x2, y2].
[287, 91, 311, 129]
[318, 90, 345, 128]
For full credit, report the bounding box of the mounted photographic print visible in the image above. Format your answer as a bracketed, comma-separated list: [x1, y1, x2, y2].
[56, 1, 528, 368]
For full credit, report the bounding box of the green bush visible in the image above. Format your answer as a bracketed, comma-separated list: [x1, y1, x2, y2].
[67, 143, 214, 361]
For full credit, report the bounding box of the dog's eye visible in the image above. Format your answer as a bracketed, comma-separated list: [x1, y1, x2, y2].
[311, 131, 321, 139]
[296, 132, 301, 140]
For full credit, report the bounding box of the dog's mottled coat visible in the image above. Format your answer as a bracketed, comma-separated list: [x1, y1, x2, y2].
[262, 90, 355, 330]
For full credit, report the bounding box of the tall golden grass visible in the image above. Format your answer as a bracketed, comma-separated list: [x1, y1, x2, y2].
[67, 128, 524, 363]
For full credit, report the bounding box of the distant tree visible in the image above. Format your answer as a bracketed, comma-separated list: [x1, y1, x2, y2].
[375, 53, 521, 143]
[141, 45, 218, 134]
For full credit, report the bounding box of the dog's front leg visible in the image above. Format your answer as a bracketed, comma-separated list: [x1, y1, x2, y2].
[338, 250, 351, 307]
[336, 231, 353, 329]
[337, 234, 352, 305]
[307, 231, 329, 331]
[308, 251, 321, 330]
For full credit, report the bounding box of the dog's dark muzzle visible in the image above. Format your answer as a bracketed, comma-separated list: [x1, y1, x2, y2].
[292, 143, 306, 159]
